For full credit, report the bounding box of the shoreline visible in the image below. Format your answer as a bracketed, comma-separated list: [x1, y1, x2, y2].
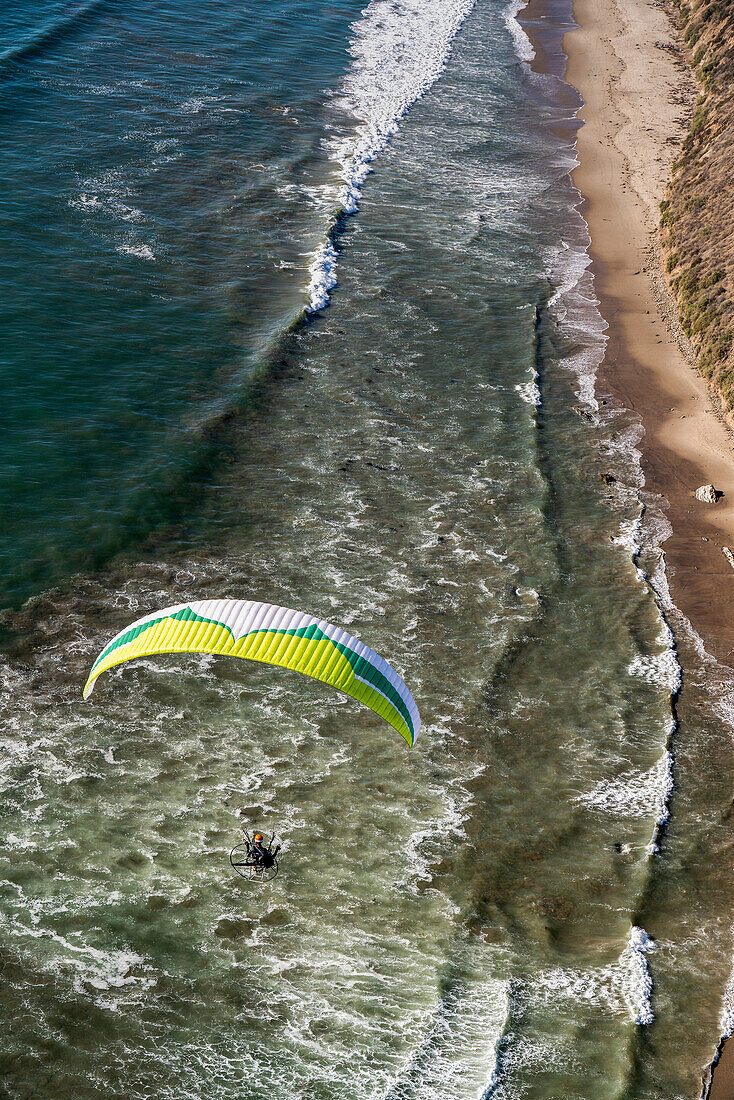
[560, 0, 734, 673]
[560, 3, 734, 1087]
[519, 0, 734, 1092]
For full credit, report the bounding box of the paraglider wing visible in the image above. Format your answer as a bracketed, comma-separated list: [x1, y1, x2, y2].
[83, 599, 420, 746]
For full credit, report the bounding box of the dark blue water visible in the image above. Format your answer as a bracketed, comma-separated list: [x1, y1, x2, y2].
[0, 0, 364, 604]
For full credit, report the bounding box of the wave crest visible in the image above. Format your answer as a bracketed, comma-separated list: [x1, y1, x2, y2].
[306, 0, 478, 312]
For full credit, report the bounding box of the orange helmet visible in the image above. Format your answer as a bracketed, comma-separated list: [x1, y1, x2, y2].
[254, 833, 263, 841]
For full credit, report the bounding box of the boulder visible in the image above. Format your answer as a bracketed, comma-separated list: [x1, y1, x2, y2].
[695, 483, 720, 503]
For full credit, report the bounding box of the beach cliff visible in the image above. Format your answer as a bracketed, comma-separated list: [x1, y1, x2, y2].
[661, 0, 734, 421]
[658, 11, 734, 1090]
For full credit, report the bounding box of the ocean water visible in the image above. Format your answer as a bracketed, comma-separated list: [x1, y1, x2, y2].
[2, 1, 734, 1097]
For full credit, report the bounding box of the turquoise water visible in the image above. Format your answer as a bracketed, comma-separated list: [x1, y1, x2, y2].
[2, 1, 734, 1097]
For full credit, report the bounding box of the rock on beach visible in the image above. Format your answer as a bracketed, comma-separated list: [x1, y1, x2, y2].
[695, 484, 720, 504]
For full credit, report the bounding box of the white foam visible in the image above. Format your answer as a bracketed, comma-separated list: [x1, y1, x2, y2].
[152, 137, 183, 166]
[382, 954, 510, 1099]
[547, 236, 590, 310]
[71, 167, 147, 226]
[720, 963, 734, 1038]
[621, 926, 655, 1024]
[547, 242, 681, 860]
[333, 0, 477, 215]
[515, 368, 541, 408]
[503, 0, 535, 63]
[9, 919, 154, 1008]
[180, 95, 221, 114]
[74, 946, 151, 996]
[73, 193, 103, 211]
[306, 0, 478, 312]
[298, 184, 335, 211]
[574, 750, 673, 827]
[534, 926, 655, 1026]
[307, 240, 338, 312]
[628, 641, 681, 694]
[117, 242, 155, 260]
[545, 241, 605, 412]
[543, 97, 682, 884]
[397, 774, 472, 895]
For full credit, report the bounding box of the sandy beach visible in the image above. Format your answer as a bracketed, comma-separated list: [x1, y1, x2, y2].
[560, 0, 734, 674]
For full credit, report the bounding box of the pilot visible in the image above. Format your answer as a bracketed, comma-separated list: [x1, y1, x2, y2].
[251, 832, 280, 869]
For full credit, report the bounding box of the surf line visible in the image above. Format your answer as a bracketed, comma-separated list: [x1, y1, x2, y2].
[305, 0, 478, 315]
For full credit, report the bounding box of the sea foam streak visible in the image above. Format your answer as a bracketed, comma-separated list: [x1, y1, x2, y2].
[503, 0, 536, 63]
[306, 0, 477, 312]
[530, 926, 655, 1027]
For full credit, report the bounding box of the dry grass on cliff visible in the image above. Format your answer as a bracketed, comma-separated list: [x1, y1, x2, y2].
[662, 0, 734, 410]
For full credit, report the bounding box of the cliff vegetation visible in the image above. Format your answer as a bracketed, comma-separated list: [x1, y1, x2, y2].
[662, 0, 734, 411]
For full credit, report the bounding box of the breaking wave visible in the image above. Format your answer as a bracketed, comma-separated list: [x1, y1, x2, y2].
[305, 0, 478, 312]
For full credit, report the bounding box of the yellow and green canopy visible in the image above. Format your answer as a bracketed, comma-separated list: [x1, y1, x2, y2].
[83, 598, 420, 746]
